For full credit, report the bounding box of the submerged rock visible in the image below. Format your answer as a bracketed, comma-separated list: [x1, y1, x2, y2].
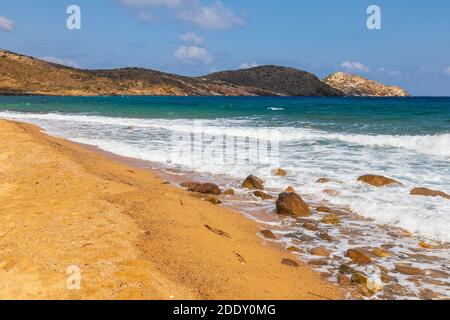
[276, 192, 311, 217]
[189, 183, 222, 195]
[395, 263, 425, 276]
[321, 213, 341, 225]
[347, 248, 372, 265]
[357, 174, 402, 187]
[223, 189, 235, 196]
[260, 230, 277, 240]
[272, 168, 287, 177]
[284, 186, 295, 193]
[339, 264, 356, 275]
[372, 248, 391, 258]
[180, 181, 201, 189]
[419, 241, 434, 249]
[253, 191, 274, 200]
[309, 247, 331, 257]
[410, 187, 450, 200]
[316, 206, 332, 213]
[302, 222, 319, 231]
[242, 175, 264, 190]
[351, 273, 368, 286]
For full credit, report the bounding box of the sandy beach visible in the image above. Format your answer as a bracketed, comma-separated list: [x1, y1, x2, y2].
[0, 119, 342, 300]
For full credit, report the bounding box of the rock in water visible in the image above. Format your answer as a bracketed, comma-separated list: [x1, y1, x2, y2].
[188, 183, 221, 195]
[357, 174, 402, 187]
[395, 264, 425, 276]
[223, 189, 235, 196]
[309, 247, 331, 257]
[242, 175, 264, 190]
[260, 230, 277, 240]
[346, 248, 372, 265]
[272, 168, 287, 177]
[276, 192, 311, 217]
[284, 186, 295, 193]
[180, 181, 201, 189]
[253, 191, 274, 200]
[410, 188, 450, 200]
[321, 213, 341, 225]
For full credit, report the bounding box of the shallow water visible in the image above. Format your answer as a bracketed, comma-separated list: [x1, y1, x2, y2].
[1, 96, 449, 299]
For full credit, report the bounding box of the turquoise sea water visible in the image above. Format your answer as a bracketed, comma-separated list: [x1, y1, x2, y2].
[1, 96, 449, 241]
[1, 96, 450, 299]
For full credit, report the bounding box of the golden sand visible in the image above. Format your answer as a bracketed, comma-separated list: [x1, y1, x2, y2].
[0, 119, 342, 300]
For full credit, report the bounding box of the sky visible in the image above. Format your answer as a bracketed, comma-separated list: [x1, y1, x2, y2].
[1, 0, 450, 96]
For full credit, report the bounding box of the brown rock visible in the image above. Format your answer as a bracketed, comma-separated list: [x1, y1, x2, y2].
[316, 206, 332, 213]
[357, 174, 402, 187]
[281, 258, 299, 267]
[318, 232, 333, 242]
[316, 178, 332, 184]
[308, 259, 328, 266]
[253, 191, 274, 200]
[287, 246, 301, 253]
[410, 188, 450, 200]
[188, 183, 221, 195]
[323, 189, 340, 196]
[347, 248, 372, 264]
[242, 175, 264, 190]
[338, 274, 351, 285]
[419, 289, 438, 300]
[309, 247, 331, 257]
[302, 222, 319, 231]
[272, 168, 287, 177]
[395, 263, 425, 276]
[351, 273, 368, 286]
[419, 241, 434, 249]
[339, 264, 356, 275]
[276, 192, 311, 216]
[284, 186, 295, 193]
[223, 189, 235, 196]
[372, 248, 391, 258]
[206, 196, 222, 205]
[260, 230, 277, 240]
[180, 181, 201, 189]
[321, 213, 340, 225]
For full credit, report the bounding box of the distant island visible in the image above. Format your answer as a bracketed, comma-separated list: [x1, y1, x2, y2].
[0, 49, 408, 97]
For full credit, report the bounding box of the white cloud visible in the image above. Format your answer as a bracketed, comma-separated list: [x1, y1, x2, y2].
[180, 1, 245, 30]
[239, 62, 258, 69]
[180, 32, 203, 45]
[340, 61, 369, 73]
[174, 45, 213, 64]
[118, 0, 245, 30]
[0, 16, 14, 32]
[118, 0, 183, 8]
[378, 67, 401, 76]
[41, 56, 79, 68]
[444, 67, 450, 76]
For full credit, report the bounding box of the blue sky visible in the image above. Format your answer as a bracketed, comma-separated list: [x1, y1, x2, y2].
[1, 0, 450, 95]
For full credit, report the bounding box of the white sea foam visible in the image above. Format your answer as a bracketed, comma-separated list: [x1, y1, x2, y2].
[1, 111, 449, 242]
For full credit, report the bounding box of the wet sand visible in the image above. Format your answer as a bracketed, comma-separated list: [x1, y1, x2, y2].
[0, 119, 342, 300]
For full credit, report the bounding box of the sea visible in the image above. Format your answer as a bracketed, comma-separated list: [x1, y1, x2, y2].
[1, 96, 449, 299]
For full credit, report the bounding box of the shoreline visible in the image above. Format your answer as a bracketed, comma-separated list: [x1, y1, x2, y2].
[0, 119, 343, 300]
